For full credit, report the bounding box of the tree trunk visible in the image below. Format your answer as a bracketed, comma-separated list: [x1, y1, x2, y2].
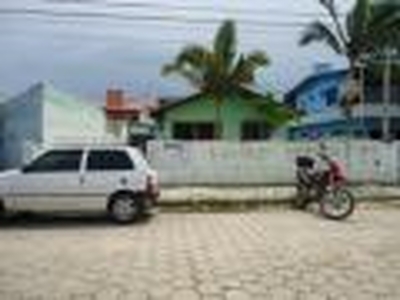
[343, 65, 358, 138]
[214, 97, 223, 139]
[359, 64, 367, 138]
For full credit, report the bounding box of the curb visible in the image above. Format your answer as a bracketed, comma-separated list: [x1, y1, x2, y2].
[157, 186, 400, 211]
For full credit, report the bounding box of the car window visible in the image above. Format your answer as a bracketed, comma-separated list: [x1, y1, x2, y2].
[87, 150, 134, 171]
[24, 150, 83, 173]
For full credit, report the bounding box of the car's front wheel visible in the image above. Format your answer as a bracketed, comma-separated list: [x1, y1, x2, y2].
[108, 194, 142, 224]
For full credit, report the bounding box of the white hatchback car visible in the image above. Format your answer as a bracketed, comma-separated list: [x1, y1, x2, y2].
[0, 146, 159, 223]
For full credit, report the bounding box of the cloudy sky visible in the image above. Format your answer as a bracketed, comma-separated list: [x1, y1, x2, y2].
[0, 0, 354, 103]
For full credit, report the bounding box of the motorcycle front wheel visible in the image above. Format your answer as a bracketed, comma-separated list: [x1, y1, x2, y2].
[319, 187, 355, 220]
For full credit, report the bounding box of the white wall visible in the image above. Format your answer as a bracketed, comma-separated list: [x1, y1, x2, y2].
[147, 141, 399, 186]
[42, 89, 110, 144]
[1, 84, 123, 168]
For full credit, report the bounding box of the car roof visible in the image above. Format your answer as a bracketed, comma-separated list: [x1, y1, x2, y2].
[39, 144, 141, 152]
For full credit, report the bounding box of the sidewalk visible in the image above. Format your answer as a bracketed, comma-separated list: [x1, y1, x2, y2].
[159, 185, 400, 205]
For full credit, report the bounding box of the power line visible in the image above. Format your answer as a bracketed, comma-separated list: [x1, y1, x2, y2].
[0, 7, 310, 28]
[44, 0, 342, 18]
[2, 27, 294, 46]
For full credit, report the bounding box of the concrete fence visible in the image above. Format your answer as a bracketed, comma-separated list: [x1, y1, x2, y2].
[17, 139, 400, 186]
[147, 140, 400, 186]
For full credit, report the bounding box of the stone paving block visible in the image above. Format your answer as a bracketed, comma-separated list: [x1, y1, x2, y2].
[170, 289, 200, 300]
[0, 206, 399, 300]
[225, 290, 252, 300]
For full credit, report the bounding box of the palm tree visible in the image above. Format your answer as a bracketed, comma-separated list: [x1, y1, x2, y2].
[300, 0, 400, 119]
[162, 20, 278, 139]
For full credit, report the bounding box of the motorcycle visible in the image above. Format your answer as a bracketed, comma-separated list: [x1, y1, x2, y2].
[294, 154, 355, 220]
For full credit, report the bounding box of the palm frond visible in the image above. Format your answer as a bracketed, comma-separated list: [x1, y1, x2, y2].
[161, 63, 204, 88]
[366, 1, 400, 50]
[229, 55, 253, 85]
[213, 20, 237, 71]
[345, 0, 370, 42]
[319, 0, 334, 11]
[175, 45, 210, 70]
[259, 95, 297, 128]
[229, 51, 269, 86]
[162, 20, 270, 101]
[320, 0, 349, 45]
[246, 51, 270, 67]
[161, 45, 211, 88]
[299, 21, 344, 54]
[161, 45, 209, 75]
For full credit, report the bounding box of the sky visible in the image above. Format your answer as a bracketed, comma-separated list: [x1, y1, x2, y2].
[0, 0, 354, 104]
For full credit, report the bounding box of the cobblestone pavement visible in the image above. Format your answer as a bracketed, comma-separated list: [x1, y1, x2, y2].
[0, 204, 400, 300]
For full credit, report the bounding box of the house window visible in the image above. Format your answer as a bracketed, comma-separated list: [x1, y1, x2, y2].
[331, 129, 344, 137]
[173, 122, 216, 140]
[325, 87, 338, 106]
[241, 121, 271, 141]
[369, 130, 382, 140]
[301, 131, 309, 139]
[354, 130, 365, 138]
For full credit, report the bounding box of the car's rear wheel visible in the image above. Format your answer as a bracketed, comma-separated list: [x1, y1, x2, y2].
[108, 194, 143, 224]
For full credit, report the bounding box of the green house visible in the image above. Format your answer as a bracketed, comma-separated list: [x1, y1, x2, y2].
[155, 90, 288, 141]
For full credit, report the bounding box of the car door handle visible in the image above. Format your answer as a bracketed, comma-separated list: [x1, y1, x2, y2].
[79, 176, 85, 185]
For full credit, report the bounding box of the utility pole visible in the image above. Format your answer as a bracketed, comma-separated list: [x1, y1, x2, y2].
[356, 58, 366, 138]
[382, 49, 392, 142]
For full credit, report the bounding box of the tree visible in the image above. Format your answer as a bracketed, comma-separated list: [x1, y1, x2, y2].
[162, 20, 290, 138]
[300, 0, 400, 117]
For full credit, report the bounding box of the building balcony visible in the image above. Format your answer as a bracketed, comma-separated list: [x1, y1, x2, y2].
[352, 103, 400, 119]
[296, 103, 400, 126]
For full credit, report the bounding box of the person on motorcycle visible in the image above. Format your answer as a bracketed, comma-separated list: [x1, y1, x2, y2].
[298, 143, 342, 191]
[315, 147, 331, 180]
[299, 143, 331, 187]
[315, 143, 345, 186]
[295, 142, 354, 219]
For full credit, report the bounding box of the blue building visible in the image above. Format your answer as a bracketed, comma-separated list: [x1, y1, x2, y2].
[285, 69, 400, 140]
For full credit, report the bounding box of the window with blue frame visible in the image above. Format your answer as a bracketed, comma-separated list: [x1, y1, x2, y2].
[297, 96, 308, 112]
[324, 87, 338, 107]
[331, 129, 344, 137]
[305, 94, 321, 113]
